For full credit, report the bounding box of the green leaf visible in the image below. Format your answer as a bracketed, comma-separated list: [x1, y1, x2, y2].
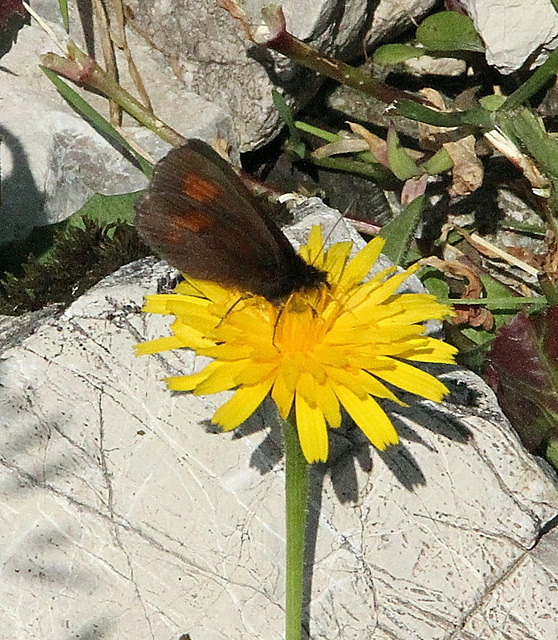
[497, 107, 558, 183]
[421, 265, 451, 298]
[479, 273, 531, 328]
[479, 94, 507, 111]
[499, 47, 558, 111]
[416, 11, 485, 53]
[67, 191, 142, 230]
[386, 127, 421, 180]
[294, 121, 339, 143]
[422, 147, 453, 175]
[437, 296, 548, 310]
[379, 195, 424, 265]
[310, 154, 397, 185]
[40, 67, 153, 177]
[546, 435, 558, 471]
[273, 89, 305, 159]
[394, 100, 494, 129]
[8, 191, 141, 268]
[373, 44, 426, 65]
[58, 0, 69, 32]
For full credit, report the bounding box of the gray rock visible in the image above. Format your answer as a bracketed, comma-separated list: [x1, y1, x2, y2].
[365, 0, 437, 47]
[0, 3, 233, 244]
[1, 0, 437, 243]
[1, 203, 556, 639]
[126, 0, 437, 152]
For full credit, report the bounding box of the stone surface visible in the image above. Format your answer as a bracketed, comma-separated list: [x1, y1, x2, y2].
[0, 1, 234, 244]
[0, 0, 438, 244]
[1, 203, 557, 639]
[125, 0, 338, 151]
[124, 0, 436, 151]
[365, 0, 437, 47]
[462, 0, 558, 73]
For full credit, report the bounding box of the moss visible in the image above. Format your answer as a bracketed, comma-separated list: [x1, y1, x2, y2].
[0, 219, 149, 315]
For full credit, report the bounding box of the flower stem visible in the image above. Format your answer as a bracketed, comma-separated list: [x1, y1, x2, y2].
[283, 414, 309, 640]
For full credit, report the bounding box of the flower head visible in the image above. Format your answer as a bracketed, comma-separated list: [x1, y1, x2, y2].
[136, 226, 457, 463]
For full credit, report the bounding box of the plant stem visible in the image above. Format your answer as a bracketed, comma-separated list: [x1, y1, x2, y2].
[255, 5, 424, 107]
[40, 41, 186, 148]
[283, 414, 309, 640]
[311, 155, 396, 183]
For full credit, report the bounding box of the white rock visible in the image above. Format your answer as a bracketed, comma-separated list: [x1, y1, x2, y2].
[0, 204, 557, 639]
[462, 0, 558, 73]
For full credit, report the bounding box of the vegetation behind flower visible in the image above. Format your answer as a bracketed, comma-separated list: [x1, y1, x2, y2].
[136, 225, 457, 463]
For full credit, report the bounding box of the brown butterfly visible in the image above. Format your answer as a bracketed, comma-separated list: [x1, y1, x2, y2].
[135, 139, 328, 303]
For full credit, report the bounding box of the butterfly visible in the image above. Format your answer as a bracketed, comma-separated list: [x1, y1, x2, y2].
[135, 139, 328, 303]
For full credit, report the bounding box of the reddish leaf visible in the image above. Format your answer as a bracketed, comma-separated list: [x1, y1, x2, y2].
[485, 306, 558, 452]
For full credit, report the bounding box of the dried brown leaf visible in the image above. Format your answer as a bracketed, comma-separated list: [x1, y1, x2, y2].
[444, 134, 484, 197]
[420, 256, 494, 329]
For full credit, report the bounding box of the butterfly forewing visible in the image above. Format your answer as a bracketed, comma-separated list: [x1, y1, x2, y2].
[135, 140, 327, 301]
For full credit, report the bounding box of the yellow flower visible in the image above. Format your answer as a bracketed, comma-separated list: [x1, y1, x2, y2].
[136, 226, 457, 463]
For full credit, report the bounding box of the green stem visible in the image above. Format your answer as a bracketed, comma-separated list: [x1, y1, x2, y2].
[394, 101, 494, 128]
[283, 414, 309, 640]
[538, 273, 558, 306]
[545, 431, 558, 472]
[257, 6, 424, 106]
[40, 41, 186, 148]
[437, 297, 548, 307]
[311, 155, 396, 184]
[500, 47, 558, 111]
[294, 121, 340, 142]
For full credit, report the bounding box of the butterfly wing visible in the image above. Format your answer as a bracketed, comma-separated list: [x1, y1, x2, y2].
[135, 140, 326, 301]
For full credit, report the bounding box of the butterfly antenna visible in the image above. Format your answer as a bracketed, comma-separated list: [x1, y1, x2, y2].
[309, 202, 357, 268]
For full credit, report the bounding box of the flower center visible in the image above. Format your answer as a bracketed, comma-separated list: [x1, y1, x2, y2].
[273, 289, 336, 357]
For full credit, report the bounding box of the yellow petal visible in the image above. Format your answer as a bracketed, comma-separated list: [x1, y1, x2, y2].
[271, 358, 304, 419]
[357, 269, 416, 308]
[176, 278, 239, 304]
[315, 381, 341, 428]
[356, 370, 406, 405]
[304, 224, 324, 263]
[201, 343, 257, 360]
[296, 371, 318, 408]
[171, 320, 212, 349]
[166, 368, 212, 391]
[404, 340, 459, 363]
[295, 392, 329, 462]
[271, 372, 296, 419]
[212, 378, 274, 430]
[193, 360, 246, 394]
[334, 385, 399, 450]
[134, 336, 184, 356]
[373, 358, 450, 401]
[322, 241, 352, 282]
[339, 237, 385, 288]
[390, 294, 454, 322]
[235, 360, 279, 385]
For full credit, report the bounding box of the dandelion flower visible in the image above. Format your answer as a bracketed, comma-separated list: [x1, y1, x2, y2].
[136, 226, 457, 463]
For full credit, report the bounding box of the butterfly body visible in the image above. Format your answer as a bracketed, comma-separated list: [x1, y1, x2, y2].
[135, 139, 327, 302]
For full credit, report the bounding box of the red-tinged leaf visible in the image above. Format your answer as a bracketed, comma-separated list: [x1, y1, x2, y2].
[0, 0, 26, 29]
[485, 306, 558, 452]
